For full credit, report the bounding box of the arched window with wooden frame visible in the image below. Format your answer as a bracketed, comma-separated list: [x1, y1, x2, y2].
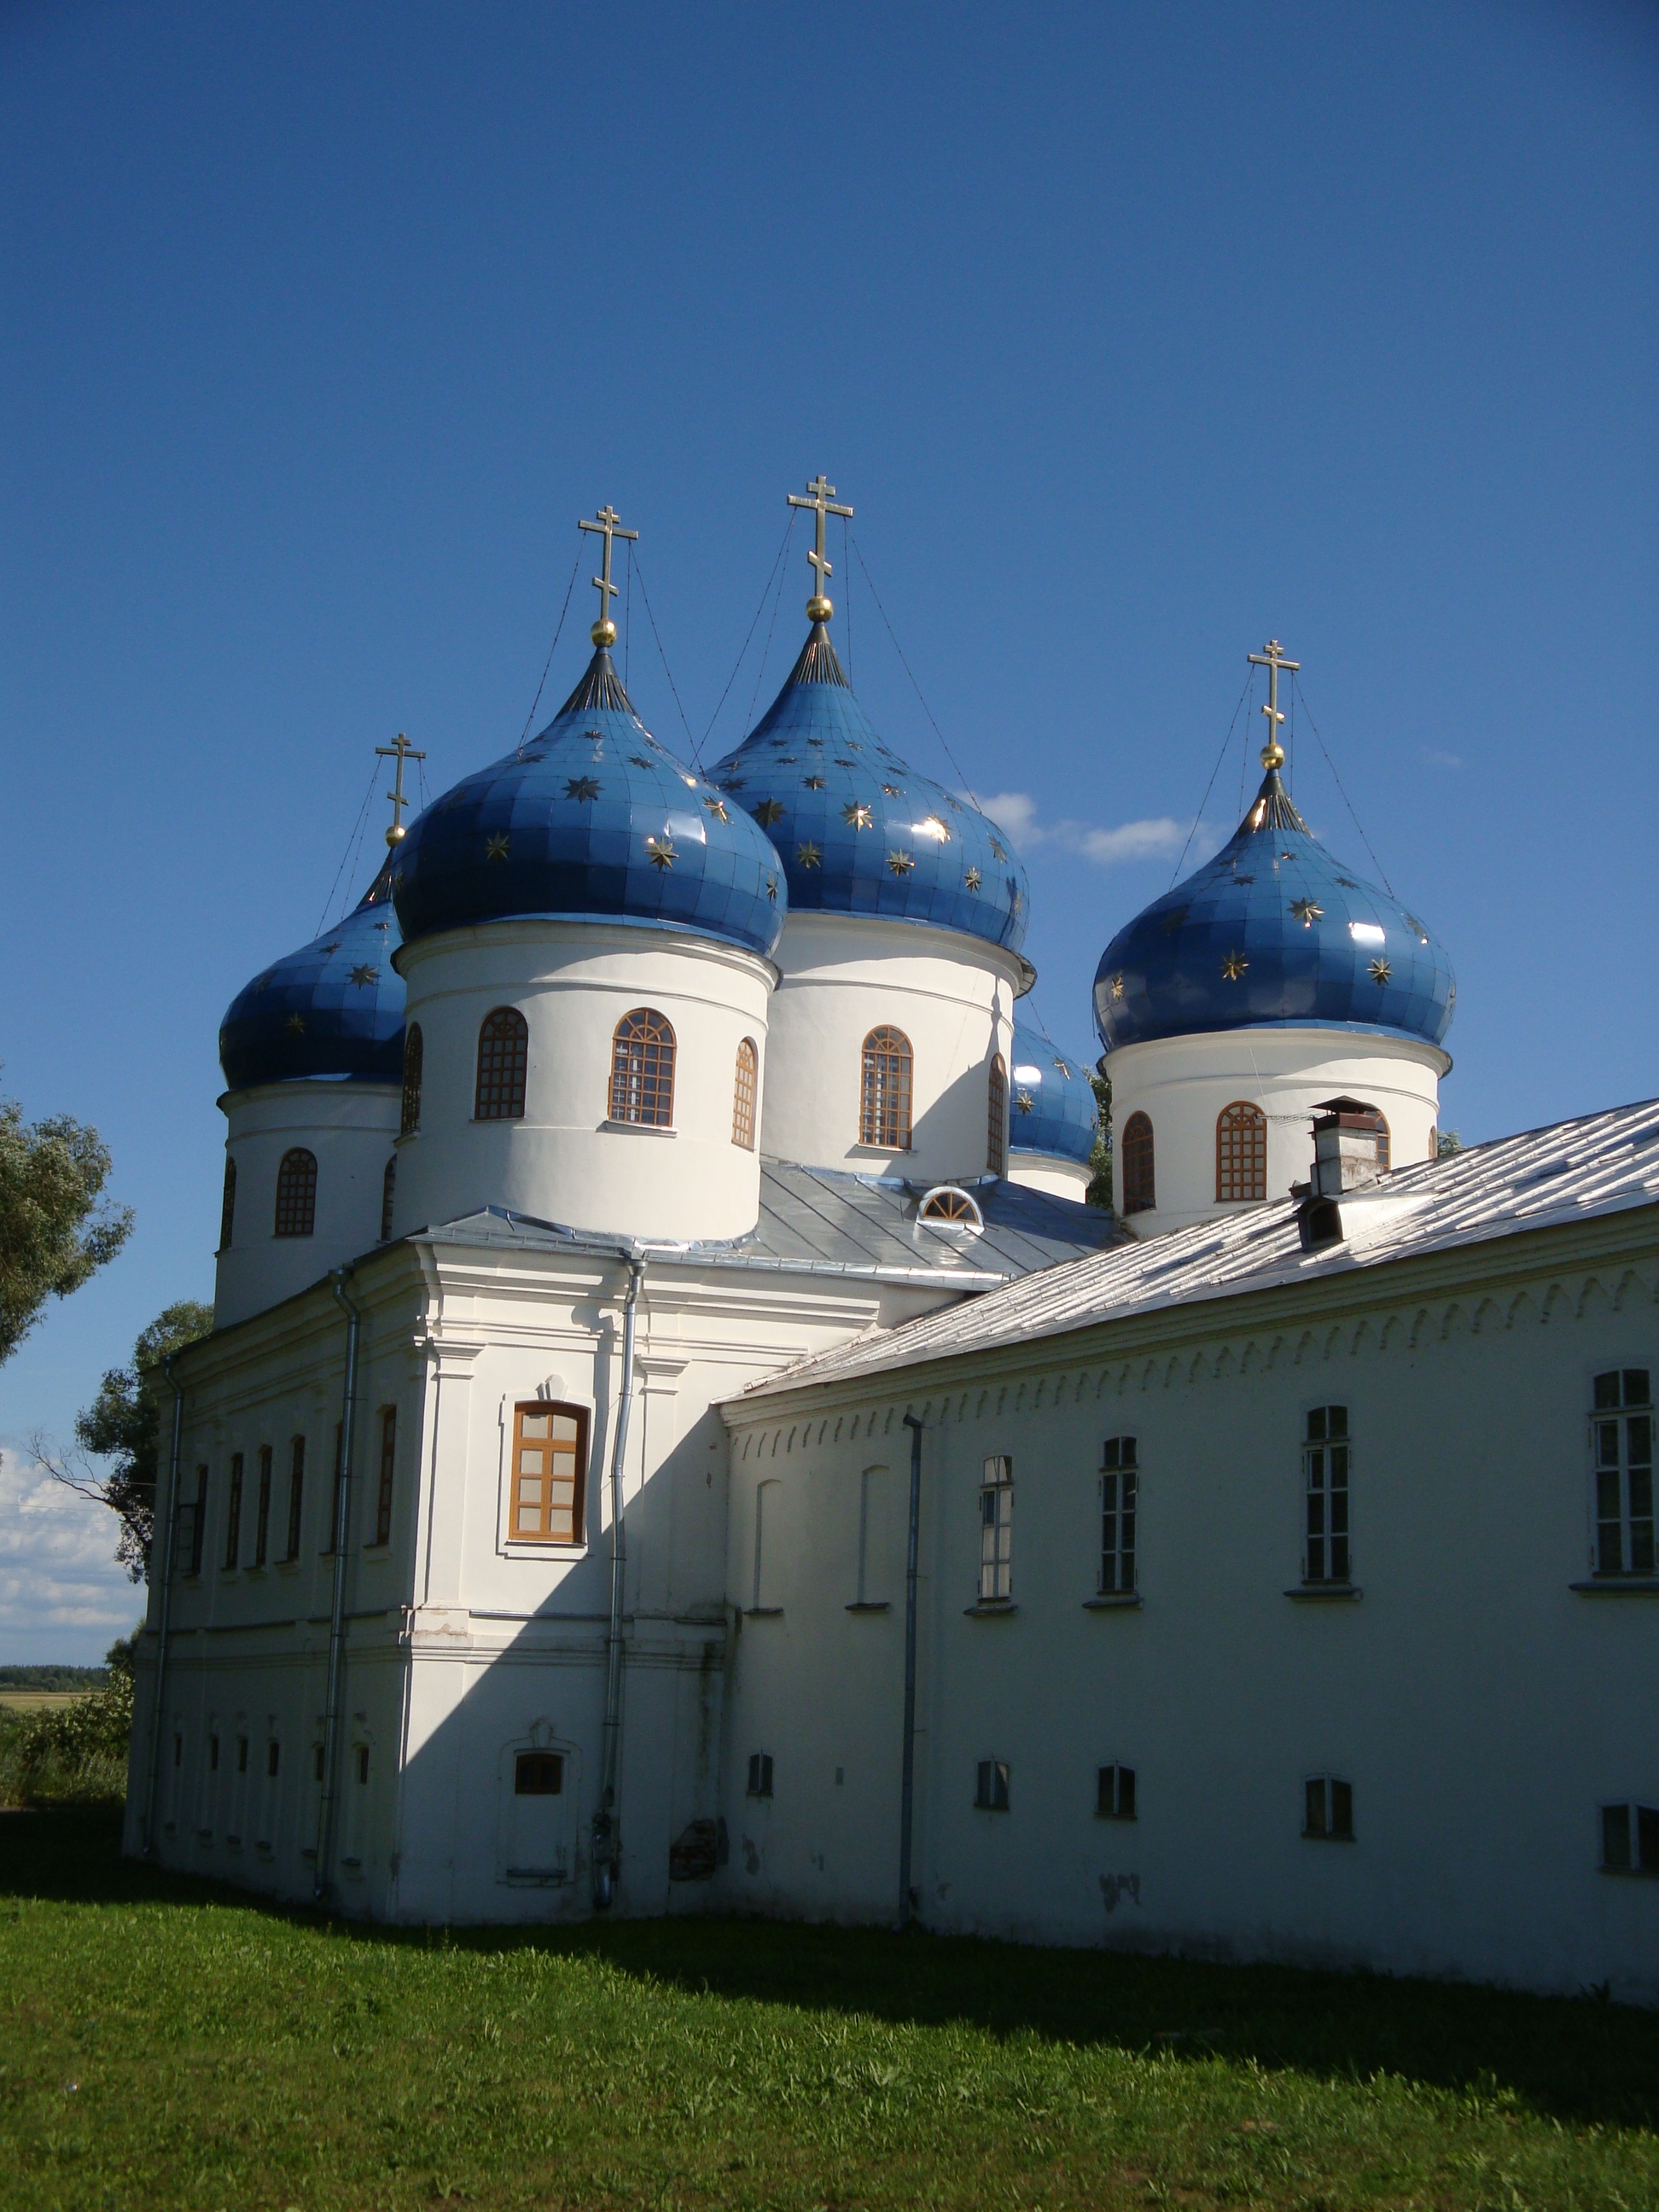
[731, 1037, 758, 1150]
[380, 1155, 397, 1242]
[987, 1055, 1008, 1175]
[474, 1007, 528, 1121]
[1376, 1115, 1391, 1172]
[859, 1026, 913, 1151]
[1120, 1112, 1155, 1216]
[1216, 1100, 1267, 1202]
[218, 1156, 237, 1251]
[273, 1148, 317, 1237]
[400, 1022, 423, 1136]
[608, 1008, 676, 1127]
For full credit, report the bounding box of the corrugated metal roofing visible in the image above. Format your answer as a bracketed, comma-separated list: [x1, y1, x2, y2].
[736, 1098, 1659, 1400]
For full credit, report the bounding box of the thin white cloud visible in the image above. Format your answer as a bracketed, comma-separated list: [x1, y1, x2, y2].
[0, 1436, 139, 1650]
[977, 793, 1188, 865]
[1420, 747, 1462, 770]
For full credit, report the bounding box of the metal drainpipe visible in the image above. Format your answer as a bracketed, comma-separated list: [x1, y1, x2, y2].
[898, 1412, 923, 1929]
[591, 1252, 644, 1910]
[313, 1270, 363, 1902]
[141, 1358, 187, 1856]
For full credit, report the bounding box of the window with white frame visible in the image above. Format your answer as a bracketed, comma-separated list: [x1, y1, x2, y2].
[1303, 1775, 1353, 1840]
[747, 1752, 774, 1799]
[1592, 1369, 1653, 1577]
[979, 1455, 1013, 1601]
[1602, 1802, 1659, 1875]
[1099, 1437, 1137, 1594]
[1303, 1406, 1350, 1583]
[1096, 1763, 1136, 1819]
[975, 1759, 1010, 1811]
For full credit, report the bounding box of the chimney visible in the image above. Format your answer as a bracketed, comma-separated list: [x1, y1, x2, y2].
[1308, 1097, 1388, 1199]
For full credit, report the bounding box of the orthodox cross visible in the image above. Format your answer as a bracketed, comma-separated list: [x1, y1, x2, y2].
[375, 731, 428, 847]
[787, 474, 853, 620]
[1248, 638, 1300, 767]
[578, 504, 638, 646]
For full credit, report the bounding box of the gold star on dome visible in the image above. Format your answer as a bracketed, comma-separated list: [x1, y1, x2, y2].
[373, 920, 389, 931]
[754, 799, 785, 827]
[1369, 957, 1393, 984]
[796, 841, 822, 868]
[989, 838, 1008, 863]
[964, 865, 982, 891]
[882, 783, 904, 796]
[806, 736, 824, 748]
[917, 816, 950, 842]
[486, 833, 510, 862]
[1016, 1088, 1034, 1115]
[1109, 974, 1125, 1001]
[843, 802, 873, 830]
[319, 941, 341, 956]
[720, 778, 745, 794]
[1009, 887, 1022, 912]
[645, 835, 676, 870]
[565, 777, 602, 800]
[1290, 898, 1324, 927]
[348, 963, 379, 987]
[704, 796, 729, 821]
[765, 873, 778, 902]
[1053, 1057, 1071, 1079]
[1221, 950, 1249, 981]
[888, 849, 915, 875]
[286, 1013, 306, 1035]
[802, 776, 824, 790]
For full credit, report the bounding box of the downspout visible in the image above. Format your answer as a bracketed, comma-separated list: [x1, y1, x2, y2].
[898, 1412, 923, 1929]
[140, 1358, 187, 1856]
[591, 1251, 645, 1910]
[313, 1269, 363, 1902]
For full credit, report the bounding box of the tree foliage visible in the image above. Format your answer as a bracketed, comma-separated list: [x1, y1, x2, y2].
[1085, 1067, 1115, 1212]
[0, 1080, 134, 1365]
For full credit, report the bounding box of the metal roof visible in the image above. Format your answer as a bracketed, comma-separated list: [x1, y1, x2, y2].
[736, 1097, 1659, 1401]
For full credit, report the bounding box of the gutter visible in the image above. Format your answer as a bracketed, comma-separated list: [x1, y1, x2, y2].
[898, 1412, 923, 1929]
[591, 1251, 645, 1909]
[312, 1269, 363, 1902]
[140, 1358, 187, 1855]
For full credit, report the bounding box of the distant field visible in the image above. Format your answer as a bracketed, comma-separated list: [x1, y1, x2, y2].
[0, 1690, 95, 1713]
[0, 1807, 1653, 2210]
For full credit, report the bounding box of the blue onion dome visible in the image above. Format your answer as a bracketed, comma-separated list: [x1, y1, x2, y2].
[391, 649, 786, 961]
[706, 625, 1030, 954]
[1008, 1022, 1099, 1166]
[218, 857, 405, 1091]
[1093, 766, 1455, 1054]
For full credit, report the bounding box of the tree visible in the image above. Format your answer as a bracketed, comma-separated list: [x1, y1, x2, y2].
[0, 1077, 134, 1365]
[38, 1301, 214, 1580]
[1085, 1067, 1114, 1212]
[1435, 1128, 1464, 1158]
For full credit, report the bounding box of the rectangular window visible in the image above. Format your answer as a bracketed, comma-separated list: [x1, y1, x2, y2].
[313, 1743, 325, 1783]
[285, 1435, 306, 1561]
[1100, 1437, 1138, 1594]
[509, 1402, 586, 1545]
[209, 1734, 220, 1772]
[254, 1446, 272, 1567]
[266, 1740, 280, 1779]
[975, 1759, 1010, 1812]
[325, 1422, 345, 1554]
[856, 1465, 888, 1606]
[515, 1751, 564, 1796]
[1304, 1774, 1354, 1840]
[979, 1455, 1013, 1602]
[236, 1737, 248, 1774]
[1601, 1802, 1659, 1874]
[1097, 1763, 1137, 1819]
[224, 1452, 244, 1569]
[1303, 1407, 1350, 1583]
[1592, 1369, 1653, 1576]
[355, 1745, 370, 1785]
[375, 1407, 396, 1546]
[185, 1465, 208, 1577]
[747, 1752, 774, 1798]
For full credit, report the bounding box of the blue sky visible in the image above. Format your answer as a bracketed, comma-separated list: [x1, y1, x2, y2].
[2, 1, 1654, 1657]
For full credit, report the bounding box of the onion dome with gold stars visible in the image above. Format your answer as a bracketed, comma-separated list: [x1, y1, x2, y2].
[1008, 1022, 1099, 1167]
[705, 476, 1029, 952]
[218, 858, 406, 1091]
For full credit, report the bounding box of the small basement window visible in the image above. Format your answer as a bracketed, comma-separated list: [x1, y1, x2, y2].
[1097, 1763, 1137, 1819]
[1304, 1775, 1353, 1840]
[1602, 1802, 1659, 1875]
[975, 1759, 1011, 1812]
[515, 1752, 564, 1796]
[747, 1752, 774, 1799]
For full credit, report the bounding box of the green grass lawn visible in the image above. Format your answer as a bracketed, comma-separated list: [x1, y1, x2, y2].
[0, 1810, 1653, 2211]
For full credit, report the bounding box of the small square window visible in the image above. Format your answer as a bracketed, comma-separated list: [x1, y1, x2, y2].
[515, 1752, 563, 1796]
[1304, 1774, 1353, 1840]
[1602, 1802, 1659, 1874]
[747, 1752, 774, 1799]
[975, 1759, 1010, 1812]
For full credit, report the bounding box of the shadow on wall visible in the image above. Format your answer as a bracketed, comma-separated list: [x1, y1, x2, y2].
[9, 1807, 1656, 2136]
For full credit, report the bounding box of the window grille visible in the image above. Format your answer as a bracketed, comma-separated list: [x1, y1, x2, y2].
[375, 1407, 396, 1546]
[509, 1402, 586, 1544]
[380, 1155, 396, 1242]
[1097, 1763, 1137, 1819]
[608, 1008, 676, 1126]
[979, 1455, 1013, 1601]
[1303, 1406, 1350, 1582]
[273, 1148, 317, 1237]
[253, 1447, 271, 1567]
[516, 1752, 564, 1796]
[475, 1008, 528, 1121]
[975, 1759, 1010, 1811]
[747, 1752, 774, 1798]
[1216, 1101, 1267, 1202]
[1121, 1111, 1155, 1214]
[987, 1055, 1007, 1175]
[732, 1037, 758, 1150]
[1602, 1802, 1659, 1874]
[1592, 1369, 1653, 1576]
[218, 1156, 237, 1250]
[224, 1452, 243, 1570]
[285, 1435, 306, 1561]
[1304, 1775, 1354, 1840]
[399, 1022, 423, 1136]
[1100, 1437, 1138, 1594]
[859, 1026, 913, 1150]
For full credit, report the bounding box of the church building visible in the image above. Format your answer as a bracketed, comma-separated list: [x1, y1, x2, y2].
[126, 488, 1658, 2005]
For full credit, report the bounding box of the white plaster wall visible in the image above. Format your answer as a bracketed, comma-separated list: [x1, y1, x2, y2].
[760, 913, 1023, 1186]
[214, 1081, 400, 1328]
[1009, 1153, 1092, 1201]
[1106, 1027, 1448, 1237]
[392, 920, 775, 1246]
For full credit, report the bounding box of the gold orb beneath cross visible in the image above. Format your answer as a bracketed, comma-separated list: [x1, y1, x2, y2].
[385, 823, 407, 847]
[1260, 740, 1286, 770]
[591, 617, 618, 649]
[806, 595, 833, 623]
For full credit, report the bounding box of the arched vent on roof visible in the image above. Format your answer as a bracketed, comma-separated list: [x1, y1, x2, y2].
[917, 1185, 983, 1230]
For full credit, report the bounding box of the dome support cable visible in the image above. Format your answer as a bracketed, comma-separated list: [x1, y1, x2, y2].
[847, 532, 981, 808]
[699, 512, 795, 754]
[315, 756, 379, 934]
[1292, 673, 1395, 897]
[742, 511, 797, 734]
[515, 550, 582, 761]
[1166, 670, 1254, 890]
[630, 549, 701, 766]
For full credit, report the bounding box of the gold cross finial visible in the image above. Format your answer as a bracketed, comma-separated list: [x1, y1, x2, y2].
[786, 473, 854, 623]
[578, 504, 639, 649]
[375, 731, 428, 847]
[1247, 637, 1300, 769]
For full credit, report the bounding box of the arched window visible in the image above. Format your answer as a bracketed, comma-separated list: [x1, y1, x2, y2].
[1377, 1115, 1391, 1172]
[218, 1157, 237, 1251]
[859, 1026, 913, 1150]
[1216, 1101, 1267, 1202]
[1120, 1112, 1155, 1216]
[609, 1008, 676, 1127]
[400, 1023, 423, 1137]
[274, 1149, 317, 1238]
[987, 1055, 1008, 1176]
[731, 1037, 758, 1150]
[919, 1185, 983, 1226]
[380, 1155, 397, 1242]
[474, 1007, 528, 1121]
